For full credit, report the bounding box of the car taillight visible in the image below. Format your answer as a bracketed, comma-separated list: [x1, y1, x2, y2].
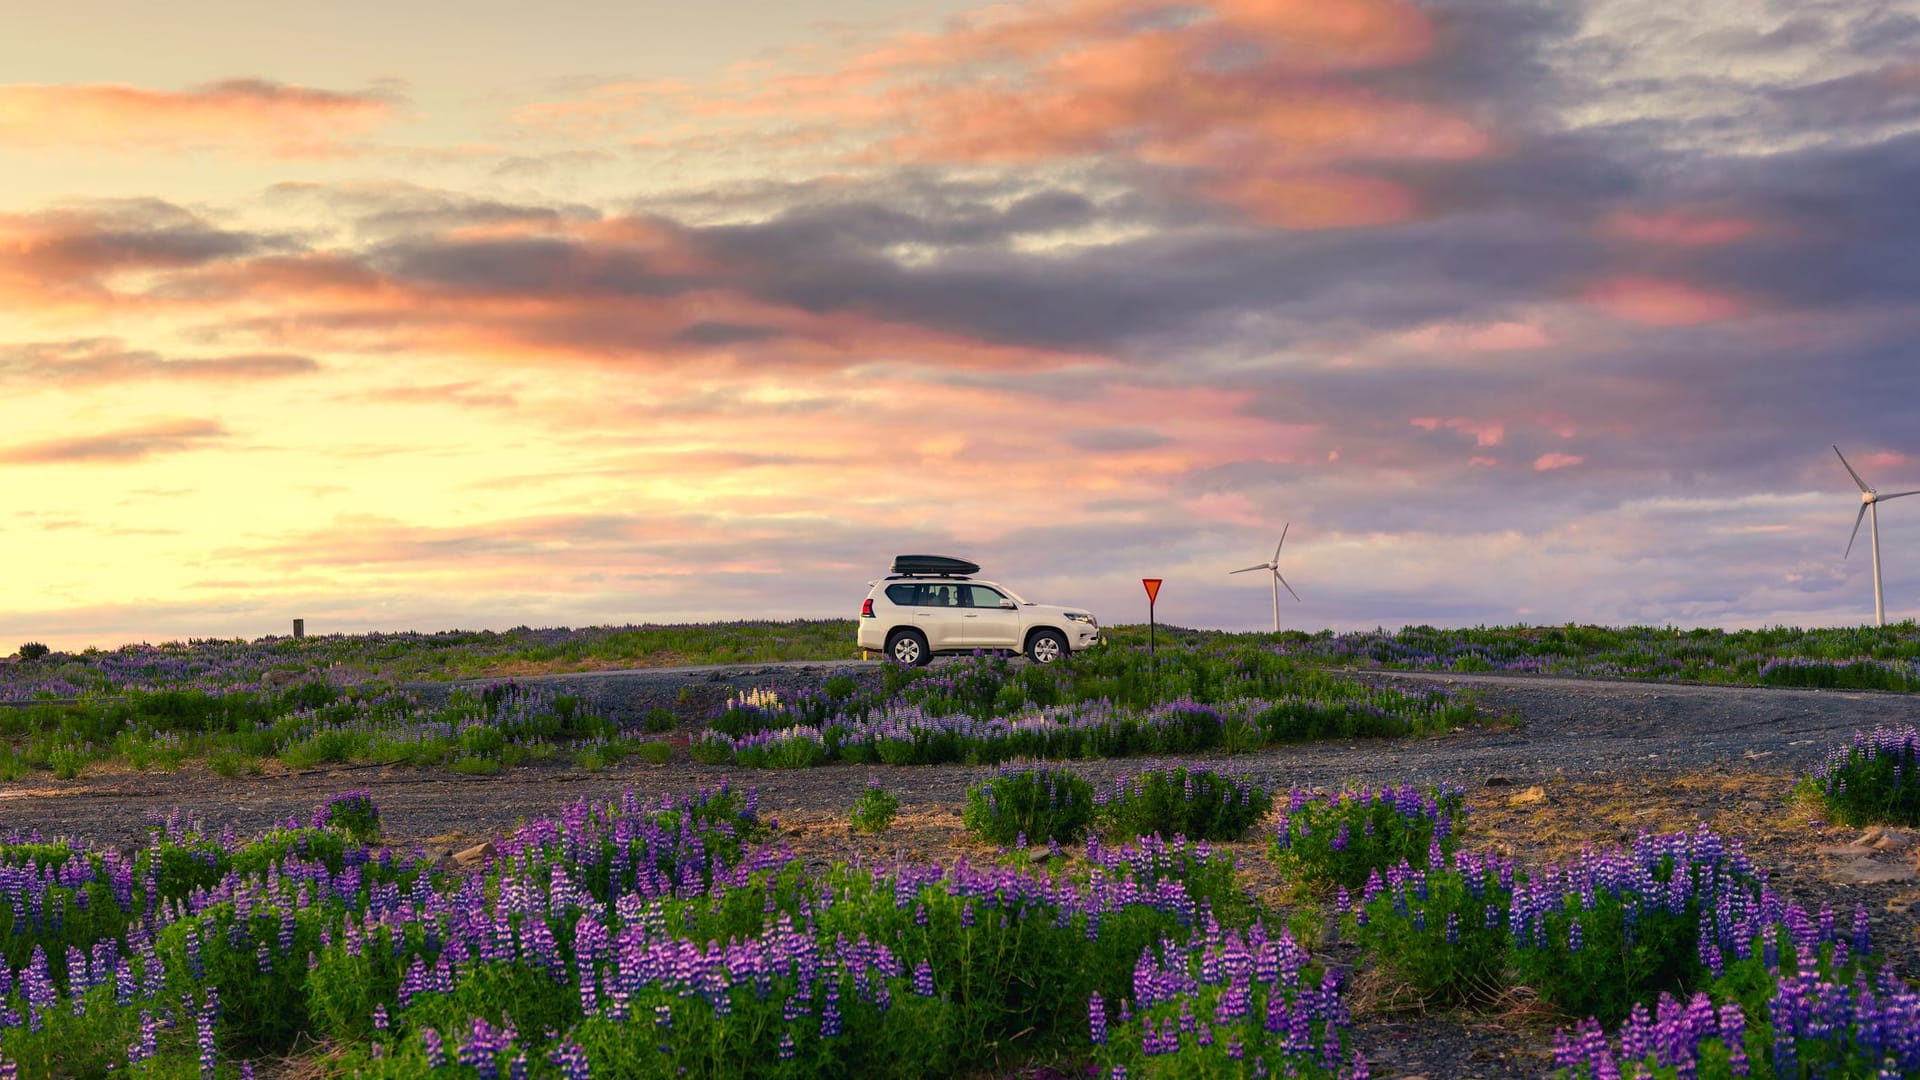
[861, 599, 874, 617]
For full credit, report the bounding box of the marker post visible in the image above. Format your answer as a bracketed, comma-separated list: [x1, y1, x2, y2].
[1141, 578, 1162, 696]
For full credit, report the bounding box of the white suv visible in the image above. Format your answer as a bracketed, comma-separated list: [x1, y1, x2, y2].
[857, 555, 1101, 666]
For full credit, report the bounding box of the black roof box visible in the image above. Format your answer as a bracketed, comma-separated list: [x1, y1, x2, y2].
[890, 554, 980, 576]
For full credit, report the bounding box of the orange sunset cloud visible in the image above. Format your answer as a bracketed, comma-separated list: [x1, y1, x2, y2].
[0, 80, 394, 157]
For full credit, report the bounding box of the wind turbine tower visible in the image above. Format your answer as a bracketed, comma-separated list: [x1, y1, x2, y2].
[1835, 445, 1920, 627]
[1229, 524, 1300, 633]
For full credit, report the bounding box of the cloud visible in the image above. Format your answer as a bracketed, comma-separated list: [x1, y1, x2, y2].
[0, 338, 319, 386]
[265, 181, 601, 240]
[342, 380, 519, 409]
[0, 79, 395, 156]
[522, 0, 1495, 228]
[1582, 276, 1746, 325]
[0, 199, 283, 308]
[0, 420, 227, 464]
[1064, 426, 1174, 452]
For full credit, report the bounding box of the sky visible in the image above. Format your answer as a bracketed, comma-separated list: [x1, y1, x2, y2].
[5, 0, 1920, 650]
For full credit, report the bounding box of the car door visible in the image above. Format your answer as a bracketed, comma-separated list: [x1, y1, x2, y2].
[911, 582, 969, 651]
[960, 584, 1022, 649]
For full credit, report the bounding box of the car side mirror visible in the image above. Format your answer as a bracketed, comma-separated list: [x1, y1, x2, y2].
[999, 599, 1017, 609]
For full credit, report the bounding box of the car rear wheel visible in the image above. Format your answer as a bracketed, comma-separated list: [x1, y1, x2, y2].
[886, 629, 930, 666]
[1026, 629, 1068, 664]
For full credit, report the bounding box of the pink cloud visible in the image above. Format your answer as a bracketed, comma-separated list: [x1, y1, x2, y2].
[1582, 276, 1747, 326]
[1533, 452, 1583, 471]
[1603, 210, 1758, 247]
[1410, 416, 1503, 446]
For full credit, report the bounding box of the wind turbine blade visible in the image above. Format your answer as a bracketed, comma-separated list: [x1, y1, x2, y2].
[1847, 503, 1869, 559]
[1835, 445, 1871, 493]
[1274, 522, 1290, 563]
[1276, 572, 1300, 602]
[1229, 564, 1268, 575]
[1875, 489, 1920, 501]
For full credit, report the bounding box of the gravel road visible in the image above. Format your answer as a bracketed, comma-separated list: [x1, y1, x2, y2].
[7, 664, 1917, 846]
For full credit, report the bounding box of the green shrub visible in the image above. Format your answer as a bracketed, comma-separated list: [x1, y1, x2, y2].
[641, 706, 678, 733]
[1272, 783, 1466, 889]
[48, 740, 91, 779]
[1802, 726, 1920, 826]
[963, 762, 1096, 846]
[850, 782, 900, 833]
[17, 641, 49, 661]
[1096, 765, 1272, 841]
[315, 790, 381, 842]
[636, 740, 672, 765]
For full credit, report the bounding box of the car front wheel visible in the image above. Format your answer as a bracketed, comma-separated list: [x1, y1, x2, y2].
[1026, 629, 1068, 664]
[886, 629, 931, 667]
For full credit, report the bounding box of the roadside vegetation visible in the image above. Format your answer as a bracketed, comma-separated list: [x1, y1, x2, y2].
[5, 727, 1915, 1078]
[14, 619, 1920, 706]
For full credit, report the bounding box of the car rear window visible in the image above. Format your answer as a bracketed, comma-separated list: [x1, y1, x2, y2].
[885, 584, 917, 605]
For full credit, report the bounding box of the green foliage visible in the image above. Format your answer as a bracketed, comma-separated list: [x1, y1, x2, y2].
[17, 641, 49, 661]
[963, 763, 1096, 846]
[1801, 728, 1920, 826]
[641, 705, 679, 733]
[849, 783, 900, 833]
[316, 790, 381, 842]
[636, 740, 673, 765]
[1095, 765, 1272, 841]
[1271, 784, 1466, 890]
[1347, 853, 1514, 1007]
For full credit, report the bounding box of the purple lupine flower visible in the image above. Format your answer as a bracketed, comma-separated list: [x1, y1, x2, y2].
[196, 987, 221, 1080]
[548, 1038, 591, 1080]
[1088, 992, 1107, 1044]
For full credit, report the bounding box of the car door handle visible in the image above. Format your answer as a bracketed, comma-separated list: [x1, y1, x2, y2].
[963, 614, 979, 618]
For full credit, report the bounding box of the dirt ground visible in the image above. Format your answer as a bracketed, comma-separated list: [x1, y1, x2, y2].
[5, 667, 1920, 1078]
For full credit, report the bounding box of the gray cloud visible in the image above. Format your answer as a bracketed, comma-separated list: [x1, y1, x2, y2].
[1064, 427, 1174, 452]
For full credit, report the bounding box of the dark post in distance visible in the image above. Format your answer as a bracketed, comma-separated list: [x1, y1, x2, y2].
[293, 619, 305, 640]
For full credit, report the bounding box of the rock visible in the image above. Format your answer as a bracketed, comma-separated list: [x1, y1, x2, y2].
[1507, 786, 1547, 806]
[1027, 845, 1053, 863]
[1888, 893, 1920, 914]
[453, 841, 496, 867]
[1855, 827, 1886, 848]
[1871, 831, 1915, 852]
[1483, 776, 1513, 787]
[1826, 858, 1917, 885]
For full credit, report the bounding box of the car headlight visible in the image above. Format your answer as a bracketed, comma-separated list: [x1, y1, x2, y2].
[1064, 613, 1096, 626]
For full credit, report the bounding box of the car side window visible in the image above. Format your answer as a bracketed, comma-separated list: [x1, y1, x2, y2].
[885, 584, 916, 606]
[923, 584, 959, 607]
[963, 585, 1007, 608]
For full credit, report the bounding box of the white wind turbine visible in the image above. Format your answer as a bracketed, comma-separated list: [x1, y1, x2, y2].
[1835, 445, 1920, 627]
[1229, 524, 1300, 633]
